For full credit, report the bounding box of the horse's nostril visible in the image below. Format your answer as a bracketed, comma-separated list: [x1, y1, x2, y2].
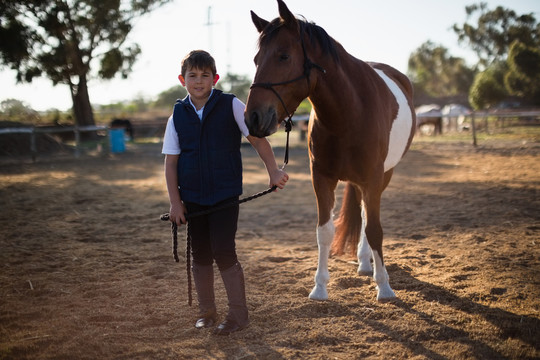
[250, 111, 259, 128]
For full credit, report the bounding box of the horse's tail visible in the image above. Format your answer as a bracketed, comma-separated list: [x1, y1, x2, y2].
[331, 182, 361, 257]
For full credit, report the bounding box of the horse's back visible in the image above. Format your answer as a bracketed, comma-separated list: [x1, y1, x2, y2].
[368, 62, 416, 171]
[368, 62, 414, 98]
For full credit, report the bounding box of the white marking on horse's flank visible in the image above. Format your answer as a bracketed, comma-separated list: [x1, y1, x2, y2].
[374, 69, 413, 172]
[309, 220, 334, 300]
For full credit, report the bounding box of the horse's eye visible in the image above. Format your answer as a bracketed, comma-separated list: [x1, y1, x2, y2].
[279, 54, 290, 61]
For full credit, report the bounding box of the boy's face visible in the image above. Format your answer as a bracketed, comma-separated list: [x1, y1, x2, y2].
[178, 67, 219, 102]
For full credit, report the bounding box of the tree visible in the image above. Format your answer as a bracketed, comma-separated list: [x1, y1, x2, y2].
[152, 73, 252, 111]
[216, 73, 252, 103]
[453, 3, 540, 108]
[407, 41, 475, 101]
[453, 3, 540, 69]
[153, 86, 188, 110]
[0, 0, 171, 127]
[0, 98, 40, 123]
[505, 41, 540, 105]
[469, 62, 508, 109]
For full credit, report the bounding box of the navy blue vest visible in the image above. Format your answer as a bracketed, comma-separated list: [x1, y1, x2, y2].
[172, 90, 243, 206]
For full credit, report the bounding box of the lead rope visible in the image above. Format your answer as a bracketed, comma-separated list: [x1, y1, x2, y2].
[160, 123, 292, 306]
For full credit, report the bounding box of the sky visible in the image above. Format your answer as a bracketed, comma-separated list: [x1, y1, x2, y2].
[0, 0, 538, 112]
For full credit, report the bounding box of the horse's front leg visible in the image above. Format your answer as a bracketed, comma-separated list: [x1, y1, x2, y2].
[308, 173, 337, 301]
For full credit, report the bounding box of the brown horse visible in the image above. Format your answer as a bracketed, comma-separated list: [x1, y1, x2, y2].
[245, 0, 416, 301]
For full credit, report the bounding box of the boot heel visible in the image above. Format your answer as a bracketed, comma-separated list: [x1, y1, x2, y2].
[214, 318, 247, 335]
[195, 308, 217, 329]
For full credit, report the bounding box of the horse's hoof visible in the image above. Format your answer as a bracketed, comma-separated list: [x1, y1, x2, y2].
[357, 268, 373, 277]
[377, 295, 397, 303]
[357, 261, 373, 276]
[308, 286, 328, 301]
[376, 284, 396, 302]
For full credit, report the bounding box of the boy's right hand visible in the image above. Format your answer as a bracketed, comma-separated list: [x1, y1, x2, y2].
[170, 202, 187, 226]
[270, 168, 289, 190]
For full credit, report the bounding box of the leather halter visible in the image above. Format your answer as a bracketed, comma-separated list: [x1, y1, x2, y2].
[249, 26, 326, 133]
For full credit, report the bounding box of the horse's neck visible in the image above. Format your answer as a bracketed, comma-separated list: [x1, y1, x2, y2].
[309, 49, 371, 120]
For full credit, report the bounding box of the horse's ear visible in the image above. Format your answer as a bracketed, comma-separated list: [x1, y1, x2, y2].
[277, 0, 298, 32]
[251, 10, 269, 33]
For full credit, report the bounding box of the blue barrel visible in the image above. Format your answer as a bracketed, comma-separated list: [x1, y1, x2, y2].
[109, 129, 126, 153]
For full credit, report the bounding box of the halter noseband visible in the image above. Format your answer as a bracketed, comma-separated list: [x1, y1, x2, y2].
[250, 26, 326, 131]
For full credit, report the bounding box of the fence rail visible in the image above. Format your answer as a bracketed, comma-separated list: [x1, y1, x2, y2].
[0, 125, 108, 161]
[2, 109, 539, 160]
[416, 109, 540, 146]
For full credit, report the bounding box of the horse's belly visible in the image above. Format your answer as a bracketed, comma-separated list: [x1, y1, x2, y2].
[374, 69, 414, 172]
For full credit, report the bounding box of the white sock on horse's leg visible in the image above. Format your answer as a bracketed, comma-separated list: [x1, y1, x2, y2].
[309, 220, 334, 301]
[357, 204, 373, 275]
[357, 235, 373, 275]
[372, 250, 396, 301]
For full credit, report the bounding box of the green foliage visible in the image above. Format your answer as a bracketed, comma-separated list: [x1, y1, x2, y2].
[0, 99, 39, 123]
[296, 99, 312, 115]
[505, 41, 540, 105]
[0, 98, 72, 124]
[153, 86, 188, 110]
[99, 46, 142, 79]
[408, 41, 476, 99]
[453, 2, 540, 68]
[95, 95, 153, 117]
[469, 62, 509, 109]
[0, 0, 171, 126]
[452, 3, 540, 108]
[215, 73, 252, 103]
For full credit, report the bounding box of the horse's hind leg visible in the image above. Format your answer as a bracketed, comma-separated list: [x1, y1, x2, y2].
[363, 174, 396, 301]
[352, 186, 373, 275]
[309, 174, 337, 301]
[357, 203, 373, 276]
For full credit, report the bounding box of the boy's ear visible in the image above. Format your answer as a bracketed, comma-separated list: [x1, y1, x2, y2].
[213, 74, 220, 85]
[178, 74, 186, 86]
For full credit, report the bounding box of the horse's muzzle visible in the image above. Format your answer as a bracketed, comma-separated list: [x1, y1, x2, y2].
[245, 109, 278, 138]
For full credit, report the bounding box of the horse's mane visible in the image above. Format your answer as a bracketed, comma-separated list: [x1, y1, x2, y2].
[258, 17, 340, 63]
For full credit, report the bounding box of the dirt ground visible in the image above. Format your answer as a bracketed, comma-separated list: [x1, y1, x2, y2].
[0, 133, 539, 359]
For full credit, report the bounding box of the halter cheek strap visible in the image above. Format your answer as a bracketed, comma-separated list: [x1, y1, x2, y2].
[250, 26, 326, 124]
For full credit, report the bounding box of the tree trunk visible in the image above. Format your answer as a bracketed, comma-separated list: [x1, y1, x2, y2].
[70, 74, 95, 127]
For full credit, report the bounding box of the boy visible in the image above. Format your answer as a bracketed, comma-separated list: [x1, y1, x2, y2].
[162, 50, 288, 335]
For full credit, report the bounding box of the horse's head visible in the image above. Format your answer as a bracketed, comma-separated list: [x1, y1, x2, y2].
[245, 0, 321, 138]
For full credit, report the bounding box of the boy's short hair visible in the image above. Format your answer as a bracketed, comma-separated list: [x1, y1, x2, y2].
[181, 50, 217, 76]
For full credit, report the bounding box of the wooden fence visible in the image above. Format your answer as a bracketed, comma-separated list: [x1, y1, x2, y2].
[1, 110, 538, 161]
[0, 125, 108, 161]
[416, 109, 540, 146]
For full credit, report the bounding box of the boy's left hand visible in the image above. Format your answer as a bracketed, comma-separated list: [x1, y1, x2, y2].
[270, 169, 289, 190]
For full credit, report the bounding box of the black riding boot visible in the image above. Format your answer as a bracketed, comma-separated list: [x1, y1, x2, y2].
[214, 262, 249, 335]
[192, 263, 217, 328]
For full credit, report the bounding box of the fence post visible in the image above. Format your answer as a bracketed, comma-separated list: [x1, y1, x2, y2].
[105, 128, 111, 155]
[30, 128, 37, 162]
[471, 113, 477, 147]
